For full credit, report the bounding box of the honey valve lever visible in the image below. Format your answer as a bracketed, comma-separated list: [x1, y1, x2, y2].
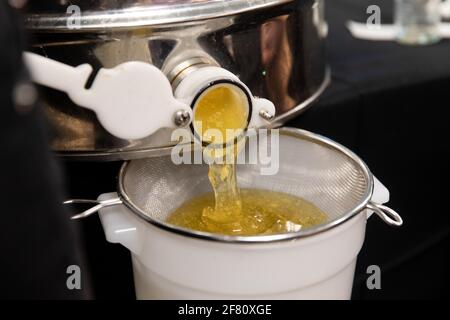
[23, 52, 193, 140]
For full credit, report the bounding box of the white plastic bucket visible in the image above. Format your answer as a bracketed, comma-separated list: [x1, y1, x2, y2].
[97, 177, 390, 300]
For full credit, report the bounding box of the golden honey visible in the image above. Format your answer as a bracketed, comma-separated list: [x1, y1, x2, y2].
[167, 83, 327, 236]
[193, 84, 249, 145]
[168, 188, 327, 236]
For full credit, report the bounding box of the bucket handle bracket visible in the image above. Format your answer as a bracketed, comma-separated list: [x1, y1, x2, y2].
[64, 197, 123, 220]
[366, 202, 403, 227]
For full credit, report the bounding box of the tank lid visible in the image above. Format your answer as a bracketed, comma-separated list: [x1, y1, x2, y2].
[24, 0, 293, 32]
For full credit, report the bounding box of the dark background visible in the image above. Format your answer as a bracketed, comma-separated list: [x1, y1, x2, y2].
[1, 0, 449, 299]
[290, 0, 450, 299]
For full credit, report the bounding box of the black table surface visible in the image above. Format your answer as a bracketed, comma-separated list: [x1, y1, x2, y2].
[289, 0, 450, 299]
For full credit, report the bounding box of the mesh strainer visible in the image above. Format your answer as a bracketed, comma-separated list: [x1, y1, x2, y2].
[66, 128, 402, 243]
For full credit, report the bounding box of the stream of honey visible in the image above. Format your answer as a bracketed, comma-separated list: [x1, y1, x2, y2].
[167, 84, 327, 236]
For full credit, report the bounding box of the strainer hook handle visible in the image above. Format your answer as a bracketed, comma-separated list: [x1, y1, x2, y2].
[64, 198, 123, 220]
[366, 202, 403, 227]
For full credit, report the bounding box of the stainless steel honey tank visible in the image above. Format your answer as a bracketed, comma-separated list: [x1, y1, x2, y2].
[24, 0, 329, 160]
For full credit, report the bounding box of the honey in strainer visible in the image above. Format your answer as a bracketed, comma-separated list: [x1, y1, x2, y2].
[167, 83, 327, 236]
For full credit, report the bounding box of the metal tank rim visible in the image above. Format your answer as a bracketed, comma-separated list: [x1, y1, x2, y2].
[24, 0, 295, 32]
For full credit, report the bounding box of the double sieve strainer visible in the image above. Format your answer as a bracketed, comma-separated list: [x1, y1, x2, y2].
[66, 128, 402, 243]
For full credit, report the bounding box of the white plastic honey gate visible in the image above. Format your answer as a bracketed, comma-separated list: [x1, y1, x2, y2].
[24, 52, 275, 141]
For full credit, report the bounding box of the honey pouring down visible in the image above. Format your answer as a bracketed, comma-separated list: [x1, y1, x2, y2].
[167, 83, 327, 236]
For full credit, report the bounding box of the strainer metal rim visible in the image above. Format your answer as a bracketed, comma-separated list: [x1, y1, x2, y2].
[117, 127, 374, 243]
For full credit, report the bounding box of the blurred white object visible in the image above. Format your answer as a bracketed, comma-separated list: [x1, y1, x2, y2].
[347, 0, 450, 43]
[346, 21, 397, 40]
[346, 20, 450, 41]
[394, 0, 441, 44]
[442, 0, 450, 18]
